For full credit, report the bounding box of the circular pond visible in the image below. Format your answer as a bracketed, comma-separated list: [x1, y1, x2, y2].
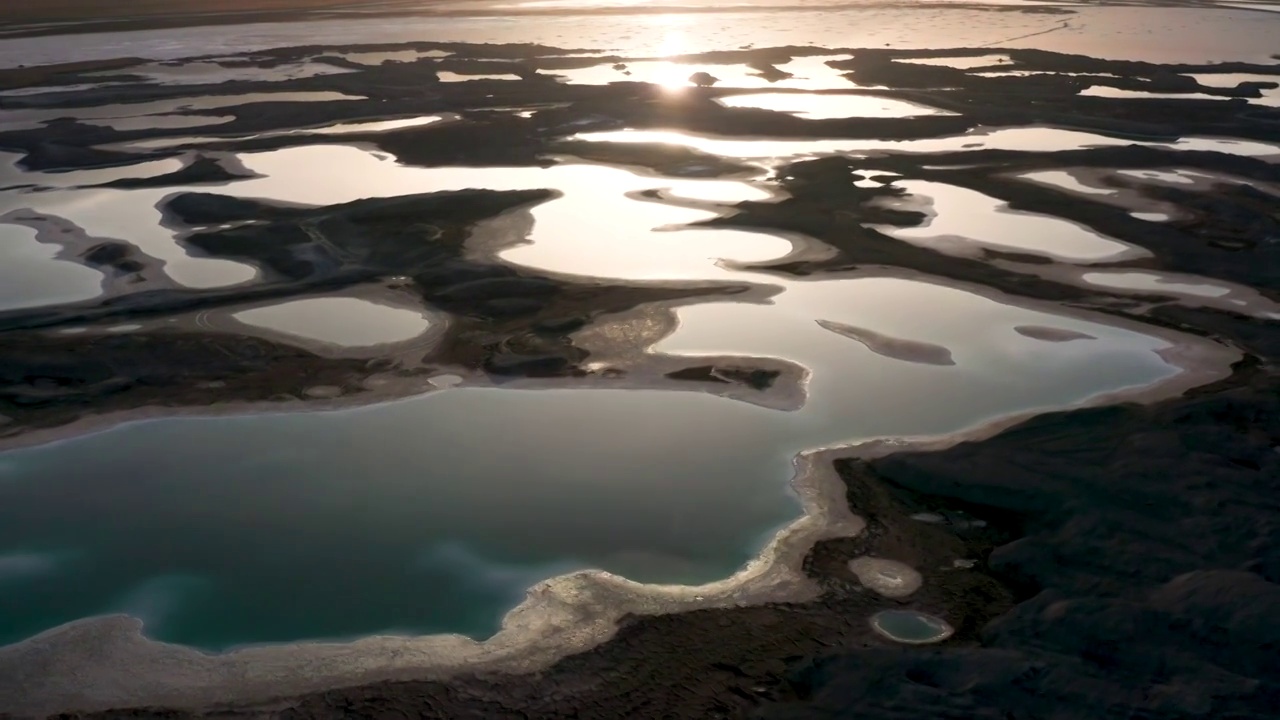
[869, 609, 954, 644]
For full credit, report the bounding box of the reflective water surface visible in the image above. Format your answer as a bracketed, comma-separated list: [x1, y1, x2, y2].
[0, 35, 1256, 654]
[0, 225, 104, 311]
[870, 609, 954, 643]
[552, 55, 861, 90]
[873, 180, 1140, 262]
[233, 298, 435, 347]
[716, 92, 950, 119]
[576, 127, 1280, 160]
[896, 53, 1013, 68]
[1081, 272, 1232, 298]
[0, 134, 1199, 649]
[0, 92, 365, 132]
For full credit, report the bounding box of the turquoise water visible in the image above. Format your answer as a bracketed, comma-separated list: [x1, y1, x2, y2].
[870, 610, 954, 644]
[0, 290, 1177, 649]
[0, 389, 800, 648]
[0, 143, 1189, 651]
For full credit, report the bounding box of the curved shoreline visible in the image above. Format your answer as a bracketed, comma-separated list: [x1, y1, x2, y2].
[0, 19, 1277, 717]
[0, 302, 1236, 715]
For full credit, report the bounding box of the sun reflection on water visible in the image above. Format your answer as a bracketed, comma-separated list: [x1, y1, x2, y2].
[656, 30, 689, 58]
[653, 21, 696, 92]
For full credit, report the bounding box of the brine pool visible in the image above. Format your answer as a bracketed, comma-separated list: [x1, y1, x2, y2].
[0, 128, 1236, 651]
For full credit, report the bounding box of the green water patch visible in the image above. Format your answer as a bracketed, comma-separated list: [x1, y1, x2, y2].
[870, 609, 954, 644]
[0, 389, 801, 649]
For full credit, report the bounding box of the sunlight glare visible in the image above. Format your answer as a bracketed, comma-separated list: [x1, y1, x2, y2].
[656, 30, 689, 58]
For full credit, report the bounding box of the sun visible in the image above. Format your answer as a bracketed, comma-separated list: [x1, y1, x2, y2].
[655, 29, 689, 58]
[647, 17, 699, 91]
